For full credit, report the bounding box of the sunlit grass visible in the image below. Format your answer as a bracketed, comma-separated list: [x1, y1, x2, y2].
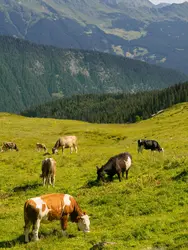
[0, 103, 188, 249]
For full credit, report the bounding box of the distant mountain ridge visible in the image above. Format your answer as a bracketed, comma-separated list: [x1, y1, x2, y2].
[0, 36, 187, 113]
[0, 0, 188, 73]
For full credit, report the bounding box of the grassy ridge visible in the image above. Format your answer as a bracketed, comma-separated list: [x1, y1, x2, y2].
[0, 103, 188, 249]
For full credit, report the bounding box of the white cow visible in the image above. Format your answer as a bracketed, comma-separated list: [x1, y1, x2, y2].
[52, 135, 78, 155]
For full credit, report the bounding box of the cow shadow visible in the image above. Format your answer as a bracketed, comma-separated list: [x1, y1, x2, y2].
[13, 183, 42, 192]
[0, 231, 76, 248]
[172, 170, 188, 181]
[40, 229, 76, 239]
[81, 179, 103, 189]
[0, 235, 25, 248]
[43, 152, 51, 156]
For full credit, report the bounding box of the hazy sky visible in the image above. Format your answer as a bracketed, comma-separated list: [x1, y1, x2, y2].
[150, 0, 187, 4]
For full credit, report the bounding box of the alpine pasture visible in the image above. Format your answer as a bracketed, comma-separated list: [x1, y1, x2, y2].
[0, 103, 188, 250]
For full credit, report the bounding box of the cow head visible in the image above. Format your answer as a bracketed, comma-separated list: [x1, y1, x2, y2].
[96, 166, 105, 182]
[52, 147, 58, 154]
[77, 213, 90, 233]
[158, 147, 164, 152]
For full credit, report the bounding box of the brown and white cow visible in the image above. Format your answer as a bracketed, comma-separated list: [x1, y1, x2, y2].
[40, 158, 56, 187]
[52, 135, 78, 155]
[36, 143, 47, 152]
[24, 193, 90, 242]
[1, 142, 19, 152]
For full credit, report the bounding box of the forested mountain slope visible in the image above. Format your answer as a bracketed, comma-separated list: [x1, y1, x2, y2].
[22, 82, 188, 123]
[0, 36, 186, 113]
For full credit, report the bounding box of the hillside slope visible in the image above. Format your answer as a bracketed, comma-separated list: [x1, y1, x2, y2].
[0, 0, 188, 73]
[0, 102, 188, 249]
[0, 36, 187, 113]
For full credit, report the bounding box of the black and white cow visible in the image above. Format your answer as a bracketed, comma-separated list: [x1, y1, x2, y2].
[137, 139, 164, 153]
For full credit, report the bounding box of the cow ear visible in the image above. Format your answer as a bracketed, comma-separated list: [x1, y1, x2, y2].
[75, 216, 81, 222]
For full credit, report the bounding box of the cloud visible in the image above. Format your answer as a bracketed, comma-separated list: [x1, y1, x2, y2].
[150, 0, 187, 5]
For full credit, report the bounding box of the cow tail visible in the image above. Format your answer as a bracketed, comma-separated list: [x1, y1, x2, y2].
[24, 201, 30, 226]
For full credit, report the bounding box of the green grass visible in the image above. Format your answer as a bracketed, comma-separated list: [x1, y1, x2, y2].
[0, 103, 188, 249]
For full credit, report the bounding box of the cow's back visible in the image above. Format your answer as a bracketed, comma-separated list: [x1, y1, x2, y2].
[25, 194, 67, 222]
[41, 193, 75, 219]
[116, 152, 132, 169]
[42, 158, 56, 176]
[60, 136, 77, 147]
[102, 152, 132, 171]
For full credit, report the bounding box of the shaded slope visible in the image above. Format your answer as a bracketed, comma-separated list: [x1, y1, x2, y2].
[0, 36, 187, 113]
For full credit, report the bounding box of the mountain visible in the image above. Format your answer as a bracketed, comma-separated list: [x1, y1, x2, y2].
[0, 0, 188, 74]
[0, 36, 187, 113]
[155, 3, 170, 8]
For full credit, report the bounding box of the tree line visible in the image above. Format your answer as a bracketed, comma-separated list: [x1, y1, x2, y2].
[21, 82, 188, 123]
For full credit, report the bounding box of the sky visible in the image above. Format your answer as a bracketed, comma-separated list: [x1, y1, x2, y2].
[150, 0, 187, 4]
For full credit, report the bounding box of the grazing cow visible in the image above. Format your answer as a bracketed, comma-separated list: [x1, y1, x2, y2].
[96, 152, 132, 182]
[24, 193, 90, 242]
[40, 158, 56, 187]
[137, 139, 164, 153]
[1, 142, 19, 152]
[52, 135, 78, 155]
[36, 143, 47, 152]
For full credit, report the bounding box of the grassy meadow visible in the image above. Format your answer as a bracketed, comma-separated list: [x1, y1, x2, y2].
[0, 103, 188, 250]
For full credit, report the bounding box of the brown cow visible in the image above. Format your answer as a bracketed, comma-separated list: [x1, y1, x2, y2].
[24, 193, 90, 242]
[52, 135, 78, 155]
[1, 142, 19, 152]
[96, 152, 132, 182]
[36, 143, 47, 152]
[40, 158, 56, 187]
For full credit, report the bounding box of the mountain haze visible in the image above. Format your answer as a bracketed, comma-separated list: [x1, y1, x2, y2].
[0, 0, 188, 73]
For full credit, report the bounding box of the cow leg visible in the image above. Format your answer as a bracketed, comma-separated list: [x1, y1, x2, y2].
[117, 172, 121, 182]
[32, 219, 40, 241]
[24, 221, 32, 243]
[48, 175, 52, 186]
[74, 145, 78, 153]
[62, 146, 65, 155]
[43, 177, 46, 186]
[122, 169, 125, 178]
[138, 145, 143, 153]
[70, 146, 73, 154]
[126, 170, 129, 180]
[60, 215, 68, 237]
[51, 175, 55, 187]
